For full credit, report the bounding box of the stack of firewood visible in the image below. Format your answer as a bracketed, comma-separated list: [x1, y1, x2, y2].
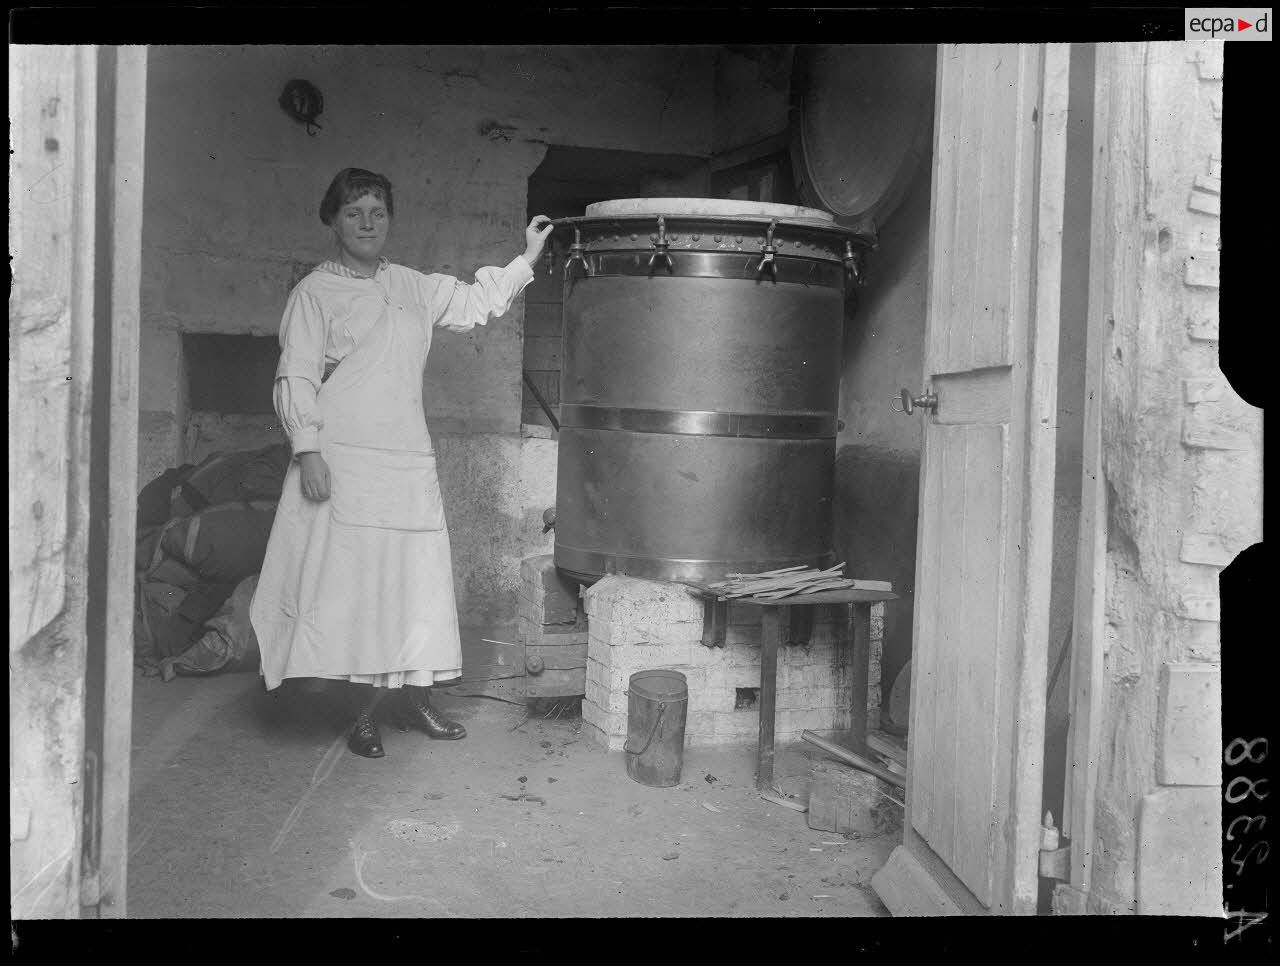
[706, 564, 855, 601]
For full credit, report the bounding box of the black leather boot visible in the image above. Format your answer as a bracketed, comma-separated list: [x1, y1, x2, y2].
[394, 685, 466, 740]
[348, 709, 385, 758]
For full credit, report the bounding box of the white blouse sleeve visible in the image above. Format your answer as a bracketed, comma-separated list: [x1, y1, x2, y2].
[274, 283, 327, 455]
[426, 256, 535, 333]
[274, 378, 323, 456]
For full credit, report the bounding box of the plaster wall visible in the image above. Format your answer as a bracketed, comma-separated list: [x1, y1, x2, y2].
[1055, 42, 1246, 917]
[712, 45, 792, 153]
[10, 45, 93, 919]
[1087, 41, 1243, 916]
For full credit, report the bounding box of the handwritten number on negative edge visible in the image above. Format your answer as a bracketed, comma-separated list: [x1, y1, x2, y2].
[1225, 737, 1269, 767]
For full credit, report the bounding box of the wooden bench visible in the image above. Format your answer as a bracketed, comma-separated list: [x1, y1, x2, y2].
[691, 586, 899, 791]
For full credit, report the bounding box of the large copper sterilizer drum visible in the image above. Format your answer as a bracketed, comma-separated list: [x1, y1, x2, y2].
[551, 197, 873, 586]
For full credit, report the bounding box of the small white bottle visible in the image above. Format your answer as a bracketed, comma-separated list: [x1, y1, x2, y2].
[1041, 810, 1060, 851]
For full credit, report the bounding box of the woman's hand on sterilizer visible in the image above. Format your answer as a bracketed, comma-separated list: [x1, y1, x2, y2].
[523, 215, 554, 266]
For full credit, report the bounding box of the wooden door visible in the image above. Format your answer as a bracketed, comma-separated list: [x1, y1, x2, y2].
[871, 44, 1070, 915]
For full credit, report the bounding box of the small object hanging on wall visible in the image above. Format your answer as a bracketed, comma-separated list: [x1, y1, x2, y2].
[279, 79, 324, 136]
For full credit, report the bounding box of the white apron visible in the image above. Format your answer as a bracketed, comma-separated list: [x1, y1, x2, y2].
[250, 287, 462, 692]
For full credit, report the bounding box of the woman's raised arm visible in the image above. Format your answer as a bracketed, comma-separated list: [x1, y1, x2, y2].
[429, 216, 553, 333]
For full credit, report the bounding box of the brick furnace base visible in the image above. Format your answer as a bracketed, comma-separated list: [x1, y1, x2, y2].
[580, 575, 884, 750]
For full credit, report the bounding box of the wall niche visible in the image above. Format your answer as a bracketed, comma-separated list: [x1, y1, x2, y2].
[181, 333, 286, 462]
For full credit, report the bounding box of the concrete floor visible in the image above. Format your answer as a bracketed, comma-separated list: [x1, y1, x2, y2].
[127, 636, 897, 918]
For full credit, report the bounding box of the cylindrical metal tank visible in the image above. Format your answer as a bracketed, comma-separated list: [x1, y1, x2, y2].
[551, 197, 873, 586]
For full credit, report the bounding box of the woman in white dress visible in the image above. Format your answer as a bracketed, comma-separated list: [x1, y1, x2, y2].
[250, 167, 553, 757]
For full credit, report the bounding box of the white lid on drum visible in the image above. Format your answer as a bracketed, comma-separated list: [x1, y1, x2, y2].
[584, 197, 835, 222]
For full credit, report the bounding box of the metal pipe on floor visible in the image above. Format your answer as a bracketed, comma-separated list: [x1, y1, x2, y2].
[801, 730, 906, 789]
[522, 370, 560, 432]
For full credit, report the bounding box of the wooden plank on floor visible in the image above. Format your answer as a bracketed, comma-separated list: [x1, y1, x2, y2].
[868, 731, 907, 767]
[870, 845, 965, 916]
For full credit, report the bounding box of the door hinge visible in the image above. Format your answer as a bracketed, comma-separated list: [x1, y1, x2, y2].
[79, 749, 102, 909]
[1039, 845, 1071, 881]
[11, 794, 32, 842]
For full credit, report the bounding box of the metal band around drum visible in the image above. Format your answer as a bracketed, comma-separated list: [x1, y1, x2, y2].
[553, 211, 873, 245]
[554, 546, 835, 586]
[566, 251, 847, 289]
[560, 404, 837, 439]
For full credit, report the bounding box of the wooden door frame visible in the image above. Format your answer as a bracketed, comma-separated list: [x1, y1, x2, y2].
[79, 44, 147, 918]
[1059, 41, 1137, 908]
[101, 43, 147, 917]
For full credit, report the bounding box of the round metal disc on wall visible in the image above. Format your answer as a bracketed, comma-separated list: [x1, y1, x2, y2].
[790, 45, 936, 232]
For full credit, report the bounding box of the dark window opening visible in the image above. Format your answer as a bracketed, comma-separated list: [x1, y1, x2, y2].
[183, 334, 280, 415]
[735, 687, 760, 710]
[709, 146, 795, 205]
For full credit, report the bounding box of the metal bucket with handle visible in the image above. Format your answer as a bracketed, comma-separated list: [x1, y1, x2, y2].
[623, 669, 689, 787]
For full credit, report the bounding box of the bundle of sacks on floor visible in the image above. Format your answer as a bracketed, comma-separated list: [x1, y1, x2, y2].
[134, 443, 290, 682]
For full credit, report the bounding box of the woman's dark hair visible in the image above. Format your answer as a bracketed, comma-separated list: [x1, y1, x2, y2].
[319, 168, 394, 226]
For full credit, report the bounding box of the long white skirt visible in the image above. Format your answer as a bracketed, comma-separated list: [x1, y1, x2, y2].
[250, 461, 463, 692]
